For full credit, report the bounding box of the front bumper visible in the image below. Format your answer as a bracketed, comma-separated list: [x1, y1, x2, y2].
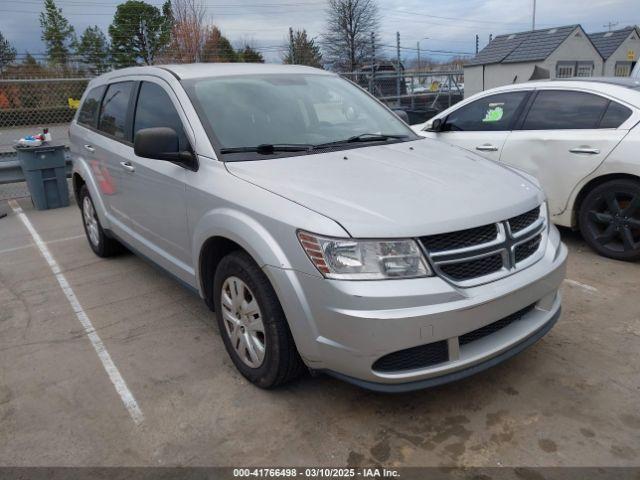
[265, 226, 567, 389]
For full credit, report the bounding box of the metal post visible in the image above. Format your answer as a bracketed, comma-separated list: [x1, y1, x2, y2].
[370, 31, 376, 94]
[289, 27, 295, 64]
[532, 0, 536, 30]
[396, 31, 401, 107]
[448, 74, 452, 107]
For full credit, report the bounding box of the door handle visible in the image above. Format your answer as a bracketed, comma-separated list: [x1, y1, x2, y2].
[569, 147, 600, 155]
[84, 144, 95, 153]
[120, 161, 135, 173]
[476, 144, 498, 152]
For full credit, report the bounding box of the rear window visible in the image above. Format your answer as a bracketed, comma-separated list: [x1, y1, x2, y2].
[98, 82, 134, 140]
[599, 101, 632, 128]
[77, 86, 106, 128]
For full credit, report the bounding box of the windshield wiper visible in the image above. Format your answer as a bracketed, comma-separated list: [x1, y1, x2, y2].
[220, 144, 313, 155]
[313, 133, 409, 149]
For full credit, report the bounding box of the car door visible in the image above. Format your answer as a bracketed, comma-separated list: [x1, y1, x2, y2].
[117, 79, 194, 277]
[501, 89, 631, 216]
[94, 81, 137, 224]
[420, 90, 531, 162]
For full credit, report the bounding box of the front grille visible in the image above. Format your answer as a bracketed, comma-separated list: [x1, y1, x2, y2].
[459, 304, 536, 346]
[372, 340, 449, 372]
[420, 224, 497, 252]
[440, 253, 503, 281]
[515, 235, 542, 263]
[509, 207, 540, 234]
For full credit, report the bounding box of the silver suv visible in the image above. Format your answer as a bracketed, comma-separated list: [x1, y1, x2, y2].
[70, 64, 567, 391]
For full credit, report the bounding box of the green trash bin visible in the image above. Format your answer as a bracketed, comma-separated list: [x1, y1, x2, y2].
[14, 144, 70, 210]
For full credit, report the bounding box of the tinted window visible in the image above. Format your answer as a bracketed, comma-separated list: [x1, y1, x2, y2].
[77, 86, 106, 128]
[134, 82, 189, 150]
[522, 91, 608, 130]
[98, 82, 134, 140]
[599, 101, 632, 128]
[444, 92, 528, 132]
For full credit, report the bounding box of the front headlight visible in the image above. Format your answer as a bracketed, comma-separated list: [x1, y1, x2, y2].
[298, 231, 432, 280]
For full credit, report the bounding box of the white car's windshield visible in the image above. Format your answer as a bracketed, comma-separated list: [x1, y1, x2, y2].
[184, 74, 417, 158]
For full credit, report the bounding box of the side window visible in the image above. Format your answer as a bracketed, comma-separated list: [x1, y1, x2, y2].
[444, 91, 528, 132]
[133, 82, 189, 151]
[599, 101, 632, 128]
[77, 86, 106, 128]
[98, 81, 134, 140]
[522, 91, 609, 130]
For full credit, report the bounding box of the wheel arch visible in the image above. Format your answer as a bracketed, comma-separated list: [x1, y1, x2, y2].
[72, 172, 86, 207]
[572, 173, 640, 228]
[193, 208, 293, 310]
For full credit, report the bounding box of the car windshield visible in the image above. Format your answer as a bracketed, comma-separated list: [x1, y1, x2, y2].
[184, 73, 417, 159]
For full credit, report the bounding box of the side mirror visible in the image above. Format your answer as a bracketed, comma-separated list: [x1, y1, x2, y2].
[392, 108, 410, 124]
[134, 127, 196, 169]
[426, 117, 444, 132]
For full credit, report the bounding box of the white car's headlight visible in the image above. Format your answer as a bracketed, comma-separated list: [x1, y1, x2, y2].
[298, 231, 432, 280]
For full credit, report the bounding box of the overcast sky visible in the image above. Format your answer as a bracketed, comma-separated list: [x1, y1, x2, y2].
[2, 0, 640, 63]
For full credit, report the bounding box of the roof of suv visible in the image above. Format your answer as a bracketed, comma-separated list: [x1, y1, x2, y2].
[96, 63, 331, 82]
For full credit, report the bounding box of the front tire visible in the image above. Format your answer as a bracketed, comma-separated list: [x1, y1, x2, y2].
[579, 179, 640, 261]
[79, 185, 123, 258]
[213, 251, 304, 388]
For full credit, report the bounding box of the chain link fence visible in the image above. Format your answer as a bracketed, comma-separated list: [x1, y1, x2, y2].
[0, 78, 89, 130]
[339, 69, 464, 123]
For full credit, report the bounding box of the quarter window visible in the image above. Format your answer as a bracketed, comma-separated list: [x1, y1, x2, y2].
[98, 81, 134, 140]
[599, 101, 632, 128]
[133, 82, 189, 151]
[77, 86, 106, 128]
[522, 91, 609, 130]
[443, 91, 529, 132]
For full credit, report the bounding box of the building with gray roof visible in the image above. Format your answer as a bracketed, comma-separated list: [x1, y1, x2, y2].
[464, 25, 640, 97]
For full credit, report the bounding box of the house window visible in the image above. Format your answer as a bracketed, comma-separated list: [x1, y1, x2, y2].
[556, 62, 575, 78]
[576, 62, 594, 77]
[615, 61, 634, 77]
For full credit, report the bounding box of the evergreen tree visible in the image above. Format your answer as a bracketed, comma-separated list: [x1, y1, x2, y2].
[76, 26, 111, 75]
[201, 27, 238, 62]
[238, 45, 264, 63]
[109, 0, 172, 67]
[284, 29, 323, 68]
[0, 31, 17, 74]
[39, 0, 75, 67]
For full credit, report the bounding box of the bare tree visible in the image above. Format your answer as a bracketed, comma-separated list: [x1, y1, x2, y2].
[322, 0, 380, 72]
[167, 0, 206, 63]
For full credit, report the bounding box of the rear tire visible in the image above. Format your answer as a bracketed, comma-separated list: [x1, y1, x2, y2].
[79, 185, 123, 258]
[213, 251, 304, 388]
[578, 179, 640, 261]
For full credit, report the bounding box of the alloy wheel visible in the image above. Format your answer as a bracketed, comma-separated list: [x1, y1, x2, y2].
[585, 191, 640, 254]
[83, 196, 100, 248]
[220, 276, 266, 369]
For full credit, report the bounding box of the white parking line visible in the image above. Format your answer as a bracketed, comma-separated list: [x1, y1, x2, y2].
[564, 279, 599, 293]
[0, 234, 85, 255]
[8, 200, 144, 426]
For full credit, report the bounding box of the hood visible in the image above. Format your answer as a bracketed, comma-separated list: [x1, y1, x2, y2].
[226, 138, 544, 238]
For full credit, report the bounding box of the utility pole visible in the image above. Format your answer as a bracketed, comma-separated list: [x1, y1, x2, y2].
[370, 31, 376, 93]
[289, 27, 295, 64]
[396, 31, 401, 107]
[603, 21, 619, 31]
[417, 41, 420, 72]
[532, 0, 536, 30]
[475, 34, 479, 54]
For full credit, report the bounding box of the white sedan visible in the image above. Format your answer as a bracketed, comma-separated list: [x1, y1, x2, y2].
[412, 78, 640, 261]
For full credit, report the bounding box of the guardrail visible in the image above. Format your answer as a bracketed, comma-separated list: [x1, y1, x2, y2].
[0, 150, 72, 185]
